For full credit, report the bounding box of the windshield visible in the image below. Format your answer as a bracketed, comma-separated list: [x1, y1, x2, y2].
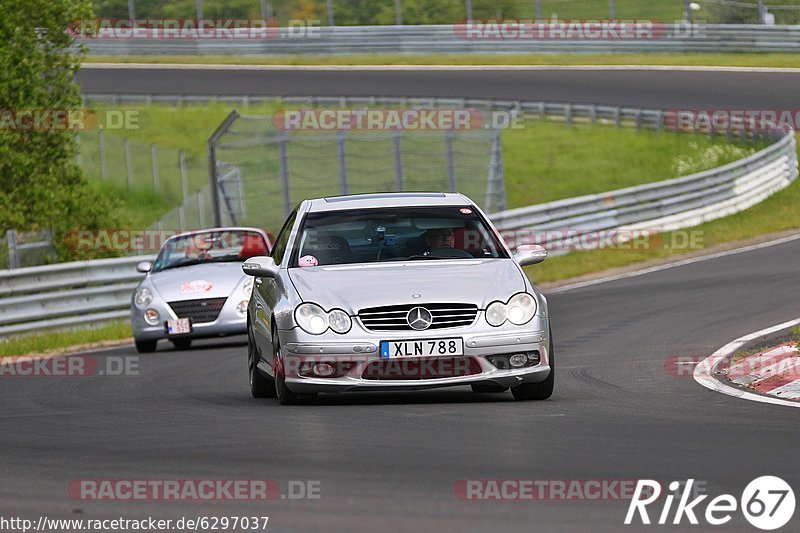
[152, 230, 269, 272]
[290, 206, 509, 267]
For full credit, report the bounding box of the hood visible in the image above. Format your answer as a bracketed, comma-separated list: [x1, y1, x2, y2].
[288, 259, 526, 314]
[148, 262, 246, 302]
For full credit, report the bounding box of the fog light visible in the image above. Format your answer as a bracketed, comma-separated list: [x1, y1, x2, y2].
[313, 363, 335, 377]
[144, 309, 160, 325]
[509, 354, 528, 367]
[236, 300, 248, 316]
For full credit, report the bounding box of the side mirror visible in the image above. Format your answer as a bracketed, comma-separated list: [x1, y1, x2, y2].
[136, 261, 152, 273]
[514, 244, 547, 267]
[242, 255, 279, 278]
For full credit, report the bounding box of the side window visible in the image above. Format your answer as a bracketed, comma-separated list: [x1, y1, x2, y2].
[270, 211, 297, 266]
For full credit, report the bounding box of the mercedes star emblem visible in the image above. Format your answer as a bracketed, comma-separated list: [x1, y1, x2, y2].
[406, 306, 433, 330]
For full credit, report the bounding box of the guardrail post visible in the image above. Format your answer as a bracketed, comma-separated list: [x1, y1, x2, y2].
[150, 143, 159, 193]
[6, 229, 18, 270]
[124, 137, 133, 190]
[393, 131, 404, 192]
[445, 130, 457, 192]
[179, 150, 189, 204]
[635, 110, 643, 132]
[565, 104, 573, 128]
[279, 132, 292, 217]
[655, 111, 664, 132]
[589, 104, 597, 125]
[98, 131, 107, 180]
[337, 131, 348, 195]
[614, 107, 622, 128]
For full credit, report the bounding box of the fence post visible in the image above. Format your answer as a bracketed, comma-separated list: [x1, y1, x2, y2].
[179, 205, 186, 232]
[337, 130, 348, 195]
[393, 131, 404, 192]
[198, 190, 206, 228]
[278, 132, 292, 217]
[124, 137, 133, 190]
[6, 229, 18, 270]
[179, 150, 189, 204]
[150, 143, 159, 193]
[445, 130, 456, 192]
[98, 131, 108, 180]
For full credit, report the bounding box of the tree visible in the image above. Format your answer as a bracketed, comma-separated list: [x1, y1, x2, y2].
[0, 0, 118, 260]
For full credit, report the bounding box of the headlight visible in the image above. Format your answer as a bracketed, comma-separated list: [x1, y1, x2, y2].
[236, 300, 249, 317]
[144, 309, 160, 325]
[327, 309, 352, 334]
[134, 287, 153, 309]
[485, 293, 537, 327]
[295, 303, 352, 335]
[242, 278, 254, 296]
[507, 293, 536, 325]
[486, 301, 508, 327]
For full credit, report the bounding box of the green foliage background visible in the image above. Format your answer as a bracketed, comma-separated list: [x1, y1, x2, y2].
[0, 0, 119, 261]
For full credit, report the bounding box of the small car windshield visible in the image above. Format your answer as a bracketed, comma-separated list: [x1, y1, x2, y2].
[291, 206, 509, 267]
[152, 230, 269, 272]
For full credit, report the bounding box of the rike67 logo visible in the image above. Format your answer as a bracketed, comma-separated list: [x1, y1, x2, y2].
[625, 477, 795, 530]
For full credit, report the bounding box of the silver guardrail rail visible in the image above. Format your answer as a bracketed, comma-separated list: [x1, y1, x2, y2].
[81, 24, 800, 55]
[489, 132, 798, 252]
[0, 255, 154, 337]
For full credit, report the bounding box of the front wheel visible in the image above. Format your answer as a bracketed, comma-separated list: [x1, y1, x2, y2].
[511, 330, 555, 401]
[170, 338, 192, 350]
[273, 327, 302, 405]
[249, 325, 275, 398]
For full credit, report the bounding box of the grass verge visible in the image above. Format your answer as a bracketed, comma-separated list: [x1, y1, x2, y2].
[0, 320, 132, 358]
[84, 53, 800, 69]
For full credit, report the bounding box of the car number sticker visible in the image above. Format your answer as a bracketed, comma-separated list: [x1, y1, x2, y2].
[380, 338, 464, 359]
[180, 280, 214, 294]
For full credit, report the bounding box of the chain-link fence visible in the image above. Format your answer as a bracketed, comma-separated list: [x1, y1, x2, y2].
[76, 130, 207, 207]
[0, 229, 57, 270]
[201, 113, 505, 232]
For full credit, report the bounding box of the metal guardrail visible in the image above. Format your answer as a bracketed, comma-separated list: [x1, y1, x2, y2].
[0, 256, 154, 337]
[2, 94, 797, 339]
[489, 132, 798, 251]
[81, 24, 800, 55]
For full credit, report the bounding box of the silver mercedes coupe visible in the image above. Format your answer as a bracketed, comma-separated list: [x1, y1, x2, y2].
[243, 193, 553, 404]
[131, 228, 273, 353]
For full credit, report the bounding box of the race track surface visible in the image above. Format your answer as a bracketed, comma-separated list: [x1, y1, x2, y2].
[2, 235, 799, 531]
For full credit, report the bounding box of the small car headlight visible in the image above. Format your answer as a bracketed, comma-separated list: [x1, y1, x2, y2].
[144, 309, 160, 325]
[486, 301, 508, 327]
[134, 287, 153, 309]
[295, 303, 328, 335]
[327, 309, 352, 334]
[507, 293, 537, 325]
[242, 278, 254, 296]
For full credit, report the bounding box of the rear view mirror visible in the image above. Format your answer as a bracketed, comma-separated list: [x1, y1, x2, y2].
[242, 256, 279, 278]
[136, 261, 152, 273]
[513, 245, 547, 267]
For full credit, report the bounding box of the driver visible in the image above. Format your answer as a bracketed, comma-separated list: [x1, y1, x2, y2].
[424, 228, 455, 253]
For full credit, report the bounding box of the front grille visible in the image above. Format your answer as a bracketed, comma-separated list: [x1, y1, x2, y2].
[167, 297, 227, 324]
[358, 303, 478, 332]
[362, 356, 482, 380]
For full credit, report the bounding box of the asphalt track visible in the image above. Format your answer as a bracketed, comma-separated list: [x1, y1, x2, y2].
[1, 67, 798, 531]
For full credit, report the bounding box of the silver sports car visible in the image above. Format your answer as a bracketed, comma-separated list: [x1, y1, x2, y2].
[130, 227, 273, 353]
[243, 193, 553, 404]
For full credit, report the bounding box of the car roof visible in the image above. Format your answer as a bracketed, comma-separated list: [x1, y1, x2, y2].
[307, 192, 473, 212]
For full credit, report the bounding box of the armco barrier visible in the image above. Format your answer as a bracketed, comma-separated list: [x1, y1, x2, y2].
[80, 24, 800, 55]
[0, 256, 154, 337]
[489, 132, 798, 251]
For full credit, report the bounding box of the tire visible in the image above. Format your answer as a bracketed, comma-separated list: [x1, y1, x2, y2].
[511, 329, 555, 401]
[471, 383, 509, 393]
[249, 324, 275, 398]
[170, 338, 192, 350]
[134, 339, 157, 353]
[273, 327, 303, 405]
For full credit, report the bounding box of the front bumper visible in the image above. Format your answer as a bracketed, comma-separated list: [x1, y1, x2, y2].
[131, 299, 247, 342]
[277, 316, 551, 393]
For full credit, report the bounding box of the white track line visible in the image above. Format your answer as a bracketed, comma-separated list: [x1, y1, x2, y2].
[80, 63, 800, 73]
[693, 318, 800, 408]
[548, 232, 800, 294]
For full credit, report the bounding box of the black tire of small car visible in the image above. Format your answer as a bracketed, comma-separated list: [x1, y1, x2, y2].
[511, 329, 555, 401]
[249, 324, 275, 398]
[134, 339, 157, 353]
